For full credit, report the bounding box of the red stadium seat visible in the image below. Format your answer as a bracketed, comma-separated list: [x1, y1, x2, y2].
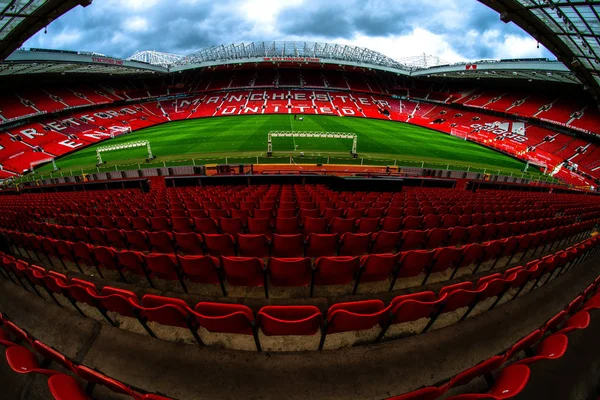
[392, 250, 435, 289]
[131, 217, 150, 231]
[5, 345, 58, 376]
[513, 334, 568, 366]
[150, 216, 171, 232]
[445, 364, 530, 400]
[320, 300, 386, 349]
[258, 305, 322, 336]
[268, 257, 313, 287]
[237, 234, 270, 258]
[88, 228, 108, 246]
[275, 217, 300, 234]
[398, 230, 428, 251]
[147, 231, 175, 253]
[133, 294, 201, 344]
[356, 217, 380, 233]
[247, 217, 273, 237]
[124, 230, 150, 252]
[424, 247, 464, 284]
[116, 250, 153, 286]
[144, 253, 187, 292]
[48, 374, 92, 400]
[312, 256, 360, 295]
[378, 291, 444, 340]
[174, 232, 204, 255]
[220, 256, 268, 297]
[372, 230, 401, 254]
[105, 229, 127, 249]
[172, 217, 194, 233]
[306, 233, 339, 257]
[381, 216, 403, 232]
[203, 233, 235, 256]
[330, 217, 356, 234]
[176, 255, 223, 294]
[339, 232, 372, 256]
[115, 217, 133, 230]
[219, 217, 245, 235]
[403, 216, 424, 230]
[192, 302, 259, 350]
[92, 246, 127, 282]
[193, 217, 219, 234]
[302, 217, 328, 236]
[74, 364, 134, 396]
[271, 234, 305, 257]
[354, 253, 399, 293]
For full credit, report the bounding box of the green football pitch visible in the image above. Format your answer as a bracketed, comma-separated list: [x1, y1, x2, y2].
[30, 114, 549, 180]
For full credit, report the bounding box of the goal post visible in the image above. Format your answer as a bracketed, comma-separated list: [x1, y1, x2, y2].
[30, 157, 58, 173]
[267, 131, 357, 157]
[450, 127, 470, 141]
[96, 140, 155, 166]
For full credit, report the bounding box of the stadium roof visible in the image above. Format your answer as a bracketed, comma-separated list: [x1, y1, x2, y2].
[480, 0, 600, 101]
[2, 48, 167, 75]
[0, 0, 92, 61]
[172, 41, 412, 72]
[129, 50, 183, 68]
[0, 42, 579, 85]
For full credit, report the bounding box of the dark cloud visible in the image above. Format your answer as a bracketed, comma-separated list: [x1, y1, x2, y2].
[277, 1, 411, 37]
[23, 0, 553, 61]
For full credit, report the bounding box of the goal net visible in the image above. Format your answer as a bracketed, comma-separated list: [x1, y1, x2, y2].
[267, 131, 357, 157]
[30, 157, 58, 172]
[450, 127, 470, 140]
[96, 140, 155, 165]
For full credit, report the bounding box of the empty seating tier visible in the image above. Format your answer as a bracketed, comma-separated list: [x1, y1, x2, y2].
[1, 182, 599, 400]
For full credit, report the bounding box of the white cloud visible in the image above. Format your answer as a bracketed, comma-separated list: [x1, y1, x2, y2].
[114, 0, 162, 11]
[494, 34, 544, 59]
[49, 30, 83, 48]
[238, 0, 304, 37]
[123, 16, 150, 33]
[333, 28, 469, 63]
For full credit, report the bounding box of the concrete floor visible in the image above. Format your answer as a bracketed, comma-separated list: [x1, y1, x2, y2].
[0, 249, 598, 399]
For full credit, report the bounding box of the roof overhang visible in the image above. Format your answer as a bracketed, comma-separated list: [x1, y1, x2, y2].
[170, 57, 411, 76]
[412, 59, 579, 84]
[479, 0, 600, 101]
[0, 0, 92, 61]
[1, 48, 168, 75]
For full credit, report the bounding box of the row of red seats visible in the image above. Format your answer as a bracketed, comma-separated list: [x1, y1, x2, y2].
[14, 212, 596, 257]
[0, 313, 169, 400]
[3, 190, 567, 217]
[35, 210, 565, 237]
[39, 205, 557, 225]
[3, 185, 588, 208]
[1, 236, 596, 354]
[2, 221, 594, 299]
[3, 187, 573, 217]
[390, 248, 600, 399]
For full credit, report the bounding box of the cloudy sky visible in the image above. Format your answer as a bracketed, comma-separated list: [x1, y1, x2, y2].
[24, 0, 553, 63]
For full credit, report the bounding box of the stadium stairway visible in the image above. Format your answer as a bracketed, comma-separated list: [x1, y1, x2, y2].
[148, 176, 167, 191]
[0, 239, 599, 399]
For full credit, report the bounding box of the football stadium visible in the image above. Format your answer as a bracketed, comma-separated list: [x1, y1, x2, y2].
[0, 1, 600, 400]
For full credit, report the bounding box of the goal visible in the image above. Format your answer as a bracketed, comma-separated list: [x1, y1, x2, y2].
[266, 131, 358, 157]
[30, 157, 58, 173]
[96, 140, 155, 166]
[450, 127, 470, 141]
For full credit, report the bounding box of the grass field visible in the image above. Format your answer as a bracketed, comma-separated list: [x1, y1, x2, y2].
[30, 114, 550, 180]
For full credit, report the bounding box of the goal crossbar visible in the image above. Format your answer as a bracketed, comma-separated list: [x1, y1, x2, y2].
[30, 157, 58, 172]
[96, 140, 154, 165]
[267, 131, 357, 155]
